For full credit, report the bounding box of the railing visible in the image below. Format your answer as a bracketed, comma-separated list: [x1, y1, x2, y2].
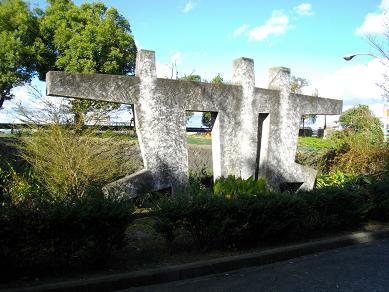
[0, 123, 211, 133]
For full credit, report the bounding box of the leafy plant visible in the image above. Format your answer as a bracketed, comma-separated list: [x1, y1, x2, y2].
[214, 175, 270, 199]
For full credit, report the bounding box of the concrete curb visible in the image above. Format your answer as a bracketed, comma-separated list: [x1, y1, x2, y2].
[8, 228, 389, 292]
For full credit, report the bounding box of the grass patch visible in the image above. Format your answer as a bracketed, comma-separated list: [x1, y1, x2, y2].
[298, 137, 334, 150]
[187, 134, 212, 145]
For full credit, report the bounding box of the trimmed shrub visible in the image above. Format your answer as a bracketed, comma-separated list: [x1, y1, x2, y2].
[0, 166, 134, 277]
[153, 187, 310, 250]
[299, 187, 368, 231]
[365, 178, 389, 221]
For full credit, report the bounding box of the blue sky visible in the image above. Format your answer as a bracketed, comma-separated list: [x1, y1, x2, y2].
[2, 0, 389, 128]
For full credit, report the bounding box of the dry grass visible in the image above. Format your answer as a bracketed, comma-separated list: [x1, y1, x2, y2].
[16, 125, 140, 199]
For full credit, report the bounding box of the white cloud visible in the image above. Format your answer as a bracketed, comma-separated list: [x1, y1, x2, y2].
[356, 13, 387, 35]
[183, 0, 197, 13]
[380, 0, 389, 11]
[356, 0, 388, 35]
[156, 62, 174, 79]
[310, 59, 388, 112]
[156, 51, 183, 79]
[294, 3, 314, 16]
[171, 51, 182, 65]
[232, 24, 250, 37]
[249, 11, 292, 41]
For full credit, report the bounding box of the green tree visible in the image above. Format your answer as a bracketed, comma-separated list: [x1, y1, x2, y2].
[321, 104, 387, 175]
[339, 104, 383, 142]
[37, 0, 137, 127]
[0, 0, 40, 108]
[0, 0, 137, 128]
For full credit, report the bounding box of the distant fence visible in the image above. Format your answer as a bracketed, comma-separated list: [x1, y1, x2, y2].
[0, 123, 211, 133]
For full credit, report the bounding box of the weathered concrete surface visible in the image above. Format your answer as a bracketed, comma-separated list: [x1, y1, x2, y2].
[46, 49, 342, 196]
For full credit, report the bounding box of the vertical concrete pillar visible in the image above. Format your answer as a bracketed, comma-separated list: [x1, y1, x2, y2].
[232, 57, 258, 179]
[134, 50, 157, 171]
[267, 67, 294, 188]
[267, 67, 316, 191]
[136, 50, 157, 78]
[135, 49, 188, 194]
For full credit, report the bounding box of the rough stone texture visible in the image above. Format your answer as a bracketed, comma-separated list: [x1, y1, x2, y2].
[46, 49, 342, 196]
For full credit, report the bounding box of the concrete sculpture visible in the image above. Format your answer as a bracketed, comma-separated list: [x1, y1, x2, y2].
[46, 49, 342, 197]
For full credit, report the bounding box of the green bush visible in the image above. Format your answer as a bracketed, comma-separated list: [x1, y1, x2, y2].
[365, 178, 389, 221]
[153, 181, 310, 250]
[153, 175, 389, 252]
[214, 175, 270, 199]
[315, 171, 360, 189]
[0, 166, 135, 277]
[299, 187, 368, 230]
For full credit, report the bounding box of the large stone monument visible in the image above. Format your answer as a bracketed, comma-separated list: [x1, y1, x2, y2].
[46, 49, 342, 197]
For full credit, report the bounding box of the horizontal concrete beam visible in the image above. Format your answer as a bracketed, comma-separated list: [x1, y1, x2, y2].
[297, 94, 343, 115]
[46, 71, 141, 104]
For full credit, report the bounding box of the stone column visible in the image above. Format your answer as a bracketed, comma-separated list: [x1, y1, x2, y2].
[134, 50, 188, 194]
[232, 58, 257, 179]
[267, 67, 294, 189]
[267, 67, 316, 191]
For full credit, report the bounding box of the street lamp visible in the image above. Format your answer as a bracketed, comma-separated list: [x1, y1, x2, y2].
[343, 52, 379, 61]
[343, 52, 388, 142]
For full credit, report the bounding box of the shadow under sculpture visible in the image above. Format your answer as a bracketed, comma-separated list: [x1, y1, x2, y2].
[46, 49, 342, 197]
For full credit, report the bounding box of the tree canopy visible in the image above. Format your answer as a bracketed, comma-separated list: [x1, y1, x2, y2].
[339, 104, 383, 140]
[0, 0, 39, 108]
[0, 0, 137, 125]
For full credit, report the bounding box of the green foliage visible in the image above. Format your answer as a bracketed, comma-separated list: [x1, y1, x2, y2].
[320, 105, 388, 176]
[0, 0, 40, 107]
[0, 0, 137, 124]
[299, 188, 368, 230]
[186, 134, 212, 145]
[153, 174, 389, 252]
[298, 137, 335, 150]
[181, 74, 202, 82]
[38, 0, 136, 77]
[339, 105, 383, 141]
[365, 178, 389, 221]
[16, 124, 138, 199]
[211, 73, 223, 84]
[214, 175, 270, 199]
[323, 133, 389, 175]
[37, 0, 137, 125]
[0, 162, 134, 276]
[153, 186, 310, 250]
[315, 171, 361, 189]
[0, 192, 134, 275]
[0, 165, 51, 205]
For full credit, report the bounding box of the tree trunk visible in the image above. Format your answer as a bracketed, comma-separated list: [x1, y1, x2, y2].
[0, 96, 5, 109]
[74, 111, 85, 130]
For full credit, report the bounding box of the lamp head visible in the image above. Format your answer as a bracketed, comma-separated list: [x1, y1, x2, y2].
[343, 54, 356, 61]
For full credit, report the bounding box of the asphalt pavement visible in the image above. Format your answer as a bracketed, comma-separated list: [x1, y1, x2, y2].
[124, 238, 389, 292]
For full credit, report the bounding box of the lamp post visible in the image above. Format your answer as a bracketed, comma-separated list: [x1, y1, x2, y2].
[343, 52, 381, 61]
[343, 52, 388, 142]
